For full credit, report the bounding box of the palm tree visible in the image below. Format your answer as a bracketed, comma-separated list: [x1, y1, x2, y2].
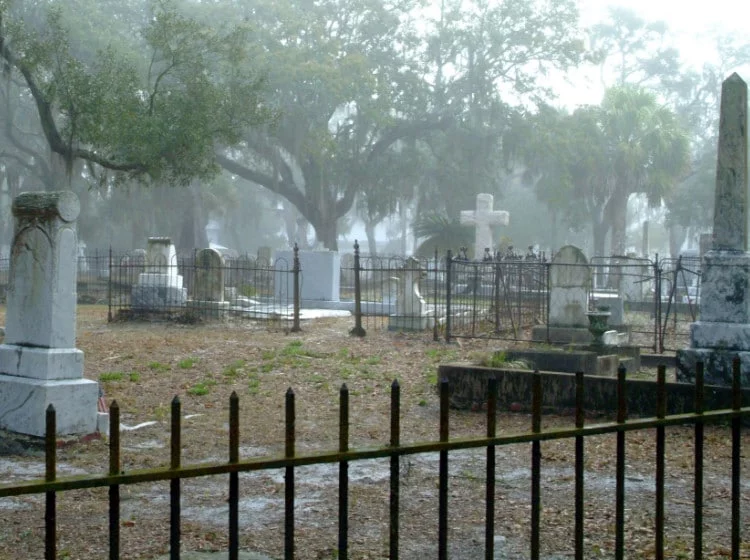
[599, 86, 690, 256]
[412, 213, 473, 257]
[528, 87, 689, 257]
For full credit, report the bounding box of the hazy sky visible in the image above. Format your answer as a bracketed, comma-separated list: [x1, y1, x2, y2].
[556, 0, 750, 107]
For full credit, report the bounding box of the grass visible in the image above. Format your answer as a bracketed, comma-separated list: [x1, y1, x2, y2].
[222, 359, 246, 378]
[100, 372, 124, 382]
[247, 372, 261, 395]
[148, 361, 170, 372]
[187, 382, 212, 396]
[178, 357, 199, 369]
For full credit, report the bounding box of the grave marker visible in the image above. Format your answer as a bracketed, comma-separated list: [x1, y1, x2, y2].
[677, 73, 750, 386]
[0, 191, 99, 437]
[460, 194, 509, 259]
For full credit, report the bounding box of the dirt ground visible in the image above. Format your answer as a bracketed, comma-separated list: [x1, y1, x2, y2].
[0, 306, 748, 559]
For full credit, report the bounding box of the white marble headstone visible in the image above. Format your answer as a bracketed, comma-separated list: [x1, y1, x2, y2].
[0, 191, 99, 436]
[548, 245, 590, 327]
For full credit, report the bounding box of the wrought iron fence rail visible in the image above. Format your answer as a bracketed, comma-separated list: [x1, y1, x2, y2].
[0, 359, 745, 559]
[0, 404, 745, 500]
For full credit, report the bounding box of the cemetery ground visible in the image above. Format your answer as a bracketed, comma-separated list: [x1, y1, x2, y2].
[0, 306, 748, 559]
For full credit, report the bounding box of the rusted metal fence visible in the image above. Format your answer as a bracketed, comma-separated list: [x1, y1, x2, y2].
[0, 360, 746, 559]
[49, 244, 703, 353]
[105, 246, 301, 325]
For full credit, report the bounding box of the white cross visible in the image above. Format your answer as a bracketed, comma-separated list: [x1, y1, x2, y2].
[460, 193, 509, 258]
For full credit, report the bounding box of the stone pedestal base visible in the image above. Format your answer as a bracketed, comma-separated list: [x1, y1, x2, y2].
[531, 325, 632, 344]
[699, 251, 750, 323]
[0, 344, 84, 380]
[690, 321, 750, 350]
[0, 374, 99, 437]
[388, 315, 434, 332]
[186, 300, 230, 319]
[137, 272, 183, 290]
[676, 348, 750, 386]
[132, 285, 187, 309]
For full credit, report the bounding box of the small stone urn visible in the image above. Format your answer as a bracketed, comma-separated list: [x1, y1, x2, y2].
[586, 306, 611, 346]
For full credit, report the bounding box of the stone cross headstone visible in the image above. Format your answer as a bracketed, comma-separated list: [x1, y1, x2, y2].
[677, 73, 750, 386]
[0, 191, 99, 437]
[548, 245, 590, 327]
[460, 193, 509, 259]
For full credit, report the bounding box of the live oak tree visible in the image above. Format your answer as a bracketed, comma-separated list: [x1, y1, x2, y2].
[0, 0, 272, 187]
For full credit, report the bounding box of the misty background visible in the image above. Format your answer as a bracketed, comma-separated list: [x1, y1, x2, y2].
[0, 0, 747, 260]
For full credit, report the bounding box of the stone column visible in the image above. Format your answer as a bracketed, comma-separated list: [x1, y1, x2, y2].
[712, 73, 748, 252]
[677, 74, 750, 386]
[0, 191, 99, 437]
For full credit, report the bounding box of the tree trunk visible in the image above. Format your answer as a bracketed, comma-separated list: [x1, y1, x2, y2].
[315, 218, 338, 251]
[592, 218, 609, 258]
[177, 182, 208, 251]
[669, 225, 687, 258]
[365, 220, 377, 256]
[609, 191, 629, 256]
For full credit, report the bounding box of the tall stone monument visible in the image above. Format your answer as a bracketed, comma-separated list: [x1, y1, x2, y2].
[0, 191, 99, 436]
[460, 193, 509, 259]
[677, 73, 750, 386]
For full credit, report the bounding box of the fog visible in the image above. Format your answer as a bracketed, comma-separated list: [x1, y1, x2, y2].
[0, 0, 747, 260]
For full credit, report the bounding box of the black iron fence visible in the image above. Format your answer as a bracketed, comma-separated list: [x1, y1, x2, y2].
[0, 360, 745, 559]
[0, 244, 701, 352]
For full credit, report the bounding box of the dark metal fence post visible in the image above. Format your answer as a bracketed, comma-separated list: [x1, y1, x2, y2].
[107, 246, 113, 322]
[291, 243, 301, 332]
[433, 248, 439, 342]
[445, 250, 452, 342]
[389, 380, 401, 559]
[338, 384, 350, 559]
[170, 396, 181, 560]
[285, 388, 296, 560]
[349, 241, 366, 337]
[654, 253, 661, 352]
[109, 401, 121, 560]
[731, 357, 742, 560]
[545, 261, 551, 344]
[45, 405, 56, 560]
[493, 259, 501, 334]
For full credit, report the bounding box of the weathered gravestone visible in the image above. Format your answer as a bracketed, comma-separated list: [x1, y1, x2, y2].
[388, 257, 433, 331]
[131, 237, 187, 310]
[0, 191, 99, 436]
[677, 73, 750, 386]
[460, 193, 509, 260]
[188, 248, 229, 318]
[274, 249, 340, 303]
[120, 248, 146, 285]
[531, 245, 592, 343]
